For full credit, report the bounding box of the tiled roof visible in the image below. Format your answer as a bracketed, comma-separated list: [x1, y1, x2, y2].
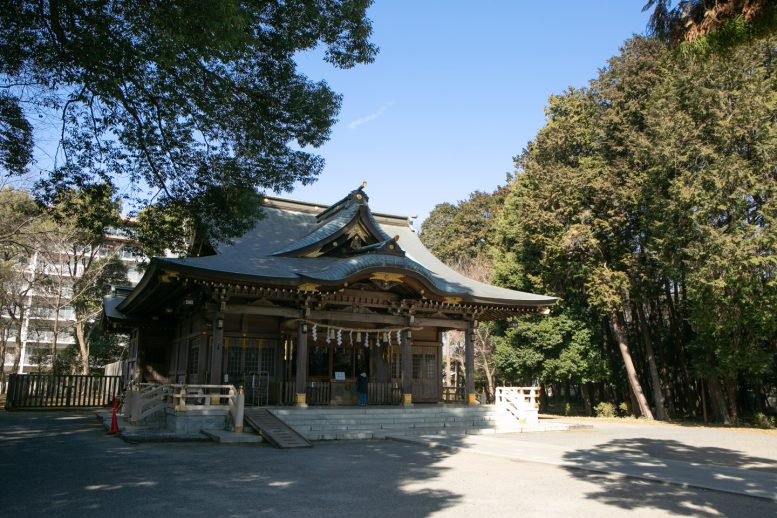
[145, 189, 556, 306]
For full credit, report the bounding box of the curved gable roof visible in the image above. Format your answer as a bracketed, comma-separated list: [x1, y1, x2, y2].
[118, 187, 557, 313]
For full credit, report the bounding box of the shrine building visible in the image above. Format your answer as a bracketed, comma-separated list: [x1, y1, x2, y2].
[103, 185, 556, 407]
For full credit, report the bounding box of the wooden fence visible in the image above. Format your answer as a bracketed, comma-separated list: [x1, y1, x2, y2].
[256, 381, 403, 406]
[5, 374, 122, 410]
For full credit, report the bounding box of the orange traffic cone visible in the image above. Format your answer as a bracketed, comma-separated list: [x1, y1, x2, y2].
[109, 396, 120, 434]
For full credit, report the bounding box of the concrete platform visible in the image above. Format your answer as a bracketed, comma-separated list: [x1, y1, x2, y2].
[201, 429, 263, 444]
[388, 430, 777, 503]
[96, 411, 210, 443]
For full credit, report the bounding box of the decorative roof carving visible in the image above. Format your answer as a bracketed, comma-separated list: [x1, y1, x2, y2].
[271, 184, 403, 259]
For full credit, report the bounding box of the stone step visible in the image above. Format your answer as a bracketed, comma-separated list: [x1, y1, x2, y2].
[201, 429, 263, 444]
[275, 414, 500, 423]
[270, 407, 499, 418]
[262, 405, 538, 441]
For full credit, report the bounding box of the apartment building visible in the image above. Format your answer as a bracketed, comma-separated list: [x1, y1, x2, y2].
[1, 227, 146, 374]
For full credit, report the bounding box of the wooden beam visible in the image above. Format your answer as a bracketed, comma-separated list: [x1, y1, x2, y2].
[415, 317, 469, 329]
[309, 310, 404, 325]
[225, 304, 476, 329]
[225, 305, 300, 319]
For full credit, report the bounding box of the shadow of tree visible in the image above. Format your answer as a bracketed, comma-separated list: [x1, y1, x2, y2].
[562, 437, 777, 516]
[0, 411, 463, 517]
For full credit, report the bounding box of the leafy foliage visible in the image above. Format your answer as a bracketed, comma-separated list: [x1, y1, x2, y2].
[1, 1, 377, 253]
[493, 33, 777, 422]
[0, 186, 129, 375]
[495, 313, 608, 386]
[420, 187, 508, 264]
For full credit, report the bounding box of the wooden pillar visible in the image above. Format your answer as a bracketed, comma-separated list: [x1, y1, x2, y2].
[401, 329, 413, 406]
[169, 339, 179, 379]
[209, 313, 224, 384]
[465, 322, 477, 405]
[295, 321, 308, 407]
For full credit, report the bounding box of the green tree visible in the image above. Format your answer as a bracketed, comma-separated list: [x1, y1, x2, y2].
[1, 0, 377, 251]
[495, 34, 777, 423]
[47, 184, 129, 374]
[420, 186, 508, 264]
[0, 187, 44, 381]
[420, 188, 509, 402]
[495, 312, 609, 415]
[645, 35, 777, 423]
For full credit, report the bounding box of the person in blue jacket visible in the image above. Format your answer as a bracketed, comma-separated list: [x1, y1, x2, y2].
[357, 372, 368, 407]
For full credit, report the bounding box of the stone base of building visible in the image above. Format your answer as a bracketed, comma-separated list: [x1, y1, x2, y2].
[164, 408, 230, 434]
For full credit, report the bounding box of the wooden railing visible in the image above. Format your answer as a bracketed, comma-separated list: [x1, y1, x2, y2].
[126, 384, 166, 424]
[124, 383, 243, 429]
[306, 381, 331, 405]
[441, 385, 465, 403]
[5, 374, 121, 410]
[368, 382, 403, 405]
[495, 386, 540, 426]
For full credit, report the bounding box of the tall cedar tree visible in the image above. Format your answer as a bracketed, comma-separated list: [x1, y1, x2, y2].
[494, 35, 777, 423]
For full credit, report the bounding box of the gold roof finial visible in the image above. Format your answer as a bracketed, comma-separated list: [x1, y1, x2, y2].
[360, 181, 367, 189]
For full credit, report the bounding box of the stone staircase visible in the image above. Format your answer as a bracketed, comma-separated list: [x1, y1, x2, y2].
[269, 405, 570, 441]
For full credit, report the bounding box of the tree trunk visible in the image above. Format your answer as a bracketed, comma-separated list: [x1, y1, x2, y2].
[50, 287, 63, 373]
[581, 383, 593, 416]
[0, 326, 7, 394]
[608, 312, 654, 419]
[482, 363, 494, 404]
[650, 298, 677, 417]
[707, 376, 731, 424]
[725, 379, 738, 425]
[11, 310, 24, 374]
[636, 304, 668, 420]
[539, 383, 549, 412]
[75, 320, 89, 375]
[664, 281, 695, 415]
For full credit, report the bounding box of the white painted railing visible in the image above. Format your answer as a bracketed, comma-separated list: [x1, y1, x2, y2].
[495, 386, 540, 426]
[124, 383, 244, 429]
[126, 383, 166, 425]
[229, 387, 245, 433]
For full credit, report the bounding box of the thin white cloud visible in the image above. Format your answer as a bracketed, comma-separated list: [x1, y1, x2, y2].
[347, 104, 390, 130]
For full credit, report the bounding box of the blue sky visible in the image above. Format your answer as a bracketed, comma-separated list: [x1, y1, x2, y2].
[287, 1, 653, 225]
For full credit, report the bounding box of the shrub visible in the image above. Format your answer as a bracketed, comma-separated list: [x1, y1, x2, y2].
[753, 412, 776, 429]
[594, 402, 617, 418]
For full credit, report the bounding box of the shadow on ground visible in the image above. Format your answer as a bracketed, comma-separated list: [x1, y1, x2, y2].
[562, 437, 777, 516]
[0, 411, 466, 517]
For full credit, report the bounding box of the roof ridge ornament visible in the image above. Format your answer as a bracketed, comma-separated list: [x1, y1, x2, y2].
[349, 234, 405, 257]
[351, 181, 368, 204]
[314, 181, 369, 223]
